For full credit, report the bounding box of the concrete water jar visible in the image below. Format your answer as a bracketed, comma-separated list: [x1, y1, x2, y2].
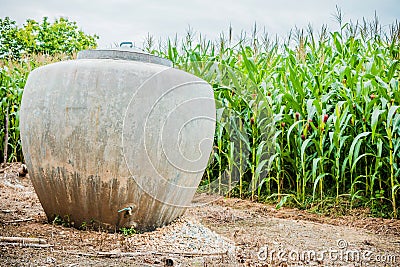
[20, 49, 216, 231]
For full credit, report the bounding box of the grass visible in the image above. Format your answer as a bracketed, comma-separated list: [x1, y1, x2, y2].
[119, 227, 138, 236]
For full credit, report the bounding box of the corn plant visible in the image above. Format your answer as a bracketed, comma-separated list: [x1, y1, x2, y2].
[152, 15, 400, 217]
[0, 54, 70, 163]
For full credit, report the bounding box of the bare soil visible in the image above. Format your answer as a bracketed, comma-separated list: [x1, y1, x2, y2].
[1, 162, 400, 266]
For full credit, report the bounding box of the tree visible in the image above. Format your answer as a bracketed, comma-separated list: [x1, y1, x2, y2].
[0, 17, 98, 59]
[0, 17, 23, 59]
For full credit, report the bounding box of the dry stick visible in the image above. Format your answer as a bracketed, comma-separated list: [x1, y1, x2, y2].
[56, 250, 153, 258]
[2, 218, 34, 224]
[56, 251, 95, 257]
[97, 251, 150, 257]
[0, 236, 47, 244]
[3, 108, 8, 163]
[0, 242, 53, 248]
[1, 209, 16, 213]
[54, 250, 228, 258]
[153, 251, 229, 257]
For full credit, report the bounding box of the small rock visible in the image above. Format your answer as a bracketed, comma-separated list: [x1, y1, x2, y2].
[163, 257, 175, 266]
[18, 164, 28, 177]
[46, 256, 56, 263]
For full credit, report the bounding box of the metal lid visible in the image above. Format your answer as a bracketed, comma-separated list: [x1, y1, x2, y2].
[77, 48, 172, 67]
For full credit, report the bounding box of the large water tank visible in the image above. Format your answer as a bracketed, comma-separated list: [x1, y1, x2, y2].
[20, 49, 216, 231]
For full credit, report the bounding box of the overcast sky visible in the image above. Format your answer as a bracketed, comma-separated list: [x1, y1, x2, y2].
[1, 0, 399, 48]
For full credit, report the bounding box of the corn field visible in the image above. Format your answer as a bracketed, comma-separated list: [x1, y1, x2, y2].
[1, 15, 400, 218]
[0, 54, 68, 163]
[151, 17, 400, 217]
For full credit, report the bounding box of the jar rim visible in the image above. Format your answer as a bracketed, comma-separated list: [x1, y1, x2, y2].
[77, 48, 172, 67]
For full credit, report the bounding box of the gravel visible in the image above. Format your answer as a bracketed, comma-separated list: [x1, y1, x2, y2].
[126, 218, 237, 255]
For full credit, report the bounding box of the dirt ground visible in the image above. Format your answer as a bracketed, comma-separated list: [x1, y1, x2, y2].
[1, 162, 400, 266]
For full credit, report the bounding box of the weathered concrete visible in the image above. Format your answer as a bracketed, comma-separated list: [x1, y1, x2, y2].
[20, 50, 216, 231]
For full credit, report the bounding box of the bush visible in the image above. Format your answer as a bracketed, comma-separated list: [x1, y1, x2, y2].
[0, 16, 98, 59]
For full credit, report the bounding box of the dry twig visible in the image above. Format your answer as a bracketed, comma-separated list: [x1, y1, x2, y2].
[53, 249, 228, 258]
[2, 218, 34, 224]
[0, 236, 47, 244]
[0, 242, 53, 248]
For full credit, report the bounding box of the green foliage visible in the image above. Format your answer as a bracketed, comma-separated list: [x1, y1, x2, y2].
[0, 17, 22, 59]
[52, 214, 71, 227]
[0, 54, 70, 163]
[0, 62, 24, 162]
[119, 227, 137, 236]
[151, 17, 400, 218]
[0, 16, 98, 59]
